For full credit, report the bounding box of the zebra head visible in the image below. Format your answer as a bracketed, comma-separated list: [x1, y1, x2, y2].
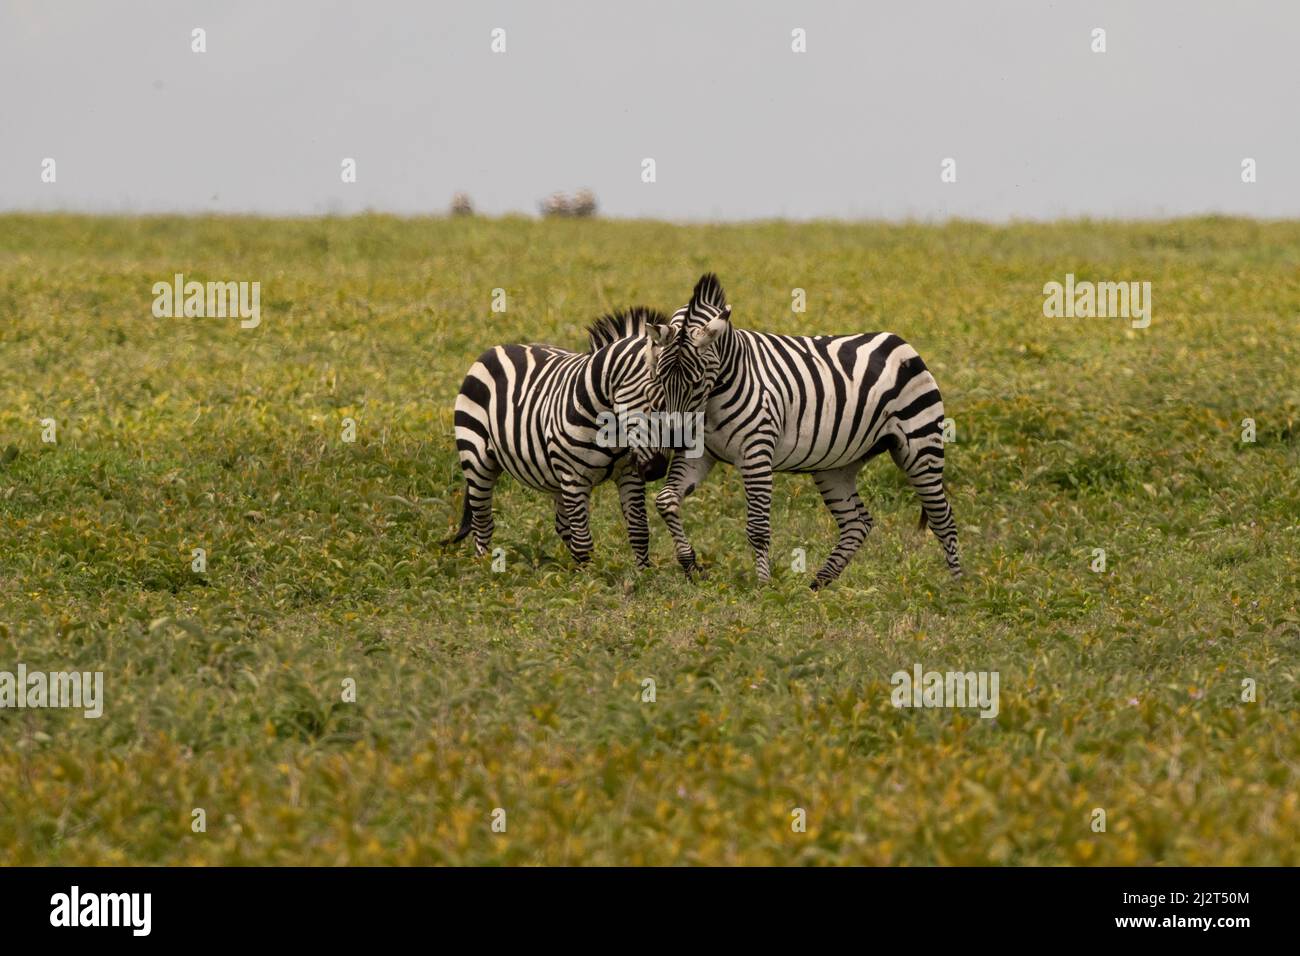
[654, 273, 732, 414]
[587, 307, 673, 479]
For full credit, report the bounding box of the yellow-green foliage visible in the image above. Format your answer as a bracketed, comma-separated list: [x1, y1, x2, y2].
[1, 214, 1297, 864]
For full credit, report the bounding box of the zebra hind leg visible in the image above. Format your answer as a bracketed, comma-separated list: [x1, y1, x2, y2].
[465, 466, 501, 558]
[809, 464, 870, 590]
[850, 488, 875, 538]
[553, 493, 572, 549]
[559, 483, 594, 566]
[891, 439, 962, 579]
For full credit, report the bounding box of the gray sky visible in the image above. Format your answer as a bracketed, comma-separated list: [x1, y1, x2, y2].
[2, 0, 1297, 221]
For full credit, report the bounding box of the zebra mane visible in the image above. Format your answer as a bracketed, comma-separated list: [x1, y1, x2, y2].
[690, 273, 728, 313]
[585, 306, 668, 353]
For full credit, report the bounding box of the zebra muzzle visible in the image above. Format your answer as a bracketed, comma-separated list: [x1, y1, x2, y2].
[637, 451, 669, 482]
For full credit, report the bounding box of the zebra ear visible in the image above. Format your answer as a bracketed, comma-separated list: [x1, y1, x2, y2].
[702, 306, 731, 343]
[648, 323, 673, 347]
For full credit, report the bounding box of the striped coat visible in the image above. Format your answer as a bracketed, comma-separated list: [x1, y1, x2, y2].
[651, 275, 961, 589]
[450, 308, 669, 568]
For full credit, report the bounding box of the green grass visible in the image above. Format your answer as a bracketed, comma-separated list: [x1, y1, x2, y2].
[1, 213, 1298, 865]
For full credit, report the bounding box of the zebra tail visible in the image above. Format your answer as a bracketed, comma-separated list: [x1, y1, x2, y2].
[917, 509, 928, 532]
[444, 488, 473, 545]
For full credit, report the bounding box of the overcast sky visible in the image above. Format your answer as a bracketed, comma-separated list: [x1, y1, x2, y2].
[2, 0, 1297, 221]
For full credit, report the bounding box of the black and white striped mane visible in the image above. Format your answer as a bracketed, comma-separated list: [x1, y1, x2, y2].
[586, 306, 668, 352]
[689, 273, 728, 314]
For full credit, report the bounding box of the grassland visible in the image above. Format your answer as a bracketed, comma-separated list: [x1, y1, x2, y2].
[1, 214, 1297, 865]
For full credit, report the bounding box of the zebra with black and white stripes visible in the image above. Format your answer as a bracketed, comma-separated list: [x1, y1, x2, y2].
[650, 274, 962, 589]
[450, 307, 670, 568]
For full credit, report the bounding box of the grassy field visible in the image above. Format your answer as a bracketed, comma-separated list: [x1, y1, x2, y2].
[1, 214, 1297, 865]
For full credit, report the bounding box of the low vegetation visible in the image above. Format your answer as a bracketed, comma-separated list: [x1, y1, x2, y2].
[1, 214, 1297, 864]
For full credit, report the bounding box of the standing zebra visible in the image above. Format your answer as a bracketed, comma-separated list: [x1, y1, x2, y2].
[450, 307, 670, 568]
[650, 275, 962, 589]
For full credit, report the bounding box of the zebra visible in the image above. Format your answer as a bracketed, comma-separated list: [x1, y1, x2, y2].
[449, 307, 671, 569]
[649, 274, 962, 589]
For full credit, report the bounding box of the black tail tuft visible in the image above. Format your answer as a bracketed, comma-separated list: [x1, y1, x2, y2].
[917, 509, 928, 532]
[444, 490, 473, 545]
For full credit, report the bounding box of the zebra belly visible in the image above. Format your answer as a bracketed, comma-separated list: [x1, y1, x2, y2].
[702, 398, 887, 472]
[499, 461, 562, 494]
[490, 426, 621, 493]
[772, 430, 885, 472]
[702, 427, 743, 466]
[774, 437, 889, 476]
[700, 404, 921, 474]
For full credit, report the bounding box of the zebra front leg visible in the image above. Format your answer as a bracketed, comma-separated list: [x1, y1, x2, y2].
[654, 451, 715, 577]
[810, 464, 869, 590]
[559, 482, 595, 566]
[614, 464, 651, 570]
[740, 459, 774, 584]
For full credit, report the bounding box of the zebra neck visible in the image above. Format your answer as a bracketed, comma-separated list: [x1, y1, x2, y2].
[712, 327, 745, 392]
[587, 352, 614, 410]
